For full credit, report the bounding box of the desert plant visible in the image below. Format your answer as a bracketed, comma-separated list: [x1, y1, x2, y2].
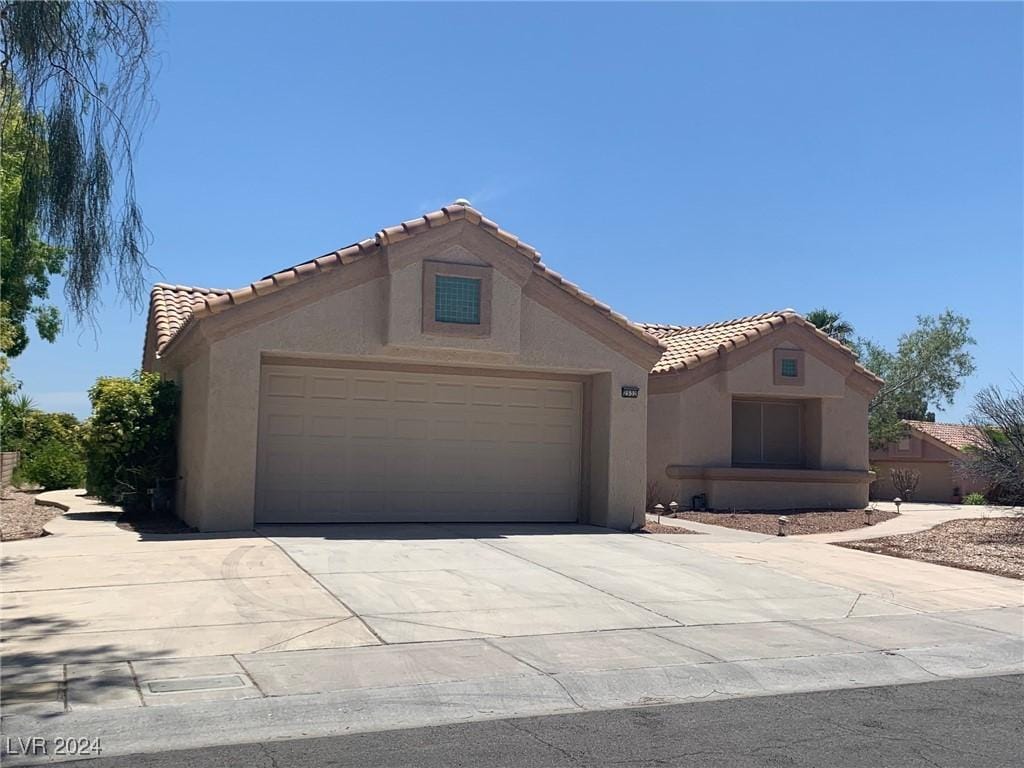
[957, 383, 1024, 506]
[17, 439, 85, 490]
[890, 467, 920, 500]
[963, 492, 986, 506]
[646, 480, 663, 511]
[82, 372, 178, 511]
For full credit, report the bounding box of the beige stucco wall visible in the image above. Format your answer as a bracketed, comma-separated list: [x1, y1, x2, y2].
[174, 353, 210, 528]
[870, 460, 954, 502]
[161, 225, 653, 532]
[647, 338, 873, 511]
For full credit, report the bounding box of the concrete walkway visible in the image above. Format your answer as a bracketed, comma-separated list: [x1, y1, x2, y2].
[798, 500, 1021, 543]
[2, 492, 1021, 764]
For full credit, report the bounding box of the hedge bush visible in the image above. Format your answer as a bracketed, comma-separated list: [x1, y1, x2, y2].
[962, 492, 986, 505]
[83, 372, 178, 511]
[18, 438, 86, 490]
[3, 405, 85, 491]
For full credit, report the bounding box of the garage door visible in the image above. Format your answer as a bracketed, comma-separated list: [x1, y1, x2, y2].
[255, 364, 583, 523]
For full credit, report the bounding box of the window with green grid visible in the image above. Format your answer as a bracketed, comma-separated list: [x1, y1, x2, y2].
[780, 358, 799, 378]
[434, 275, 481, 324]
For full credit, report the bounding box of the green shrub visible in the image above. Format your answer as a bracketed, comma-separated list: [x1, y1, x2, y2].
[83, 372, 178, 511]
[4, 404, 84, 489]
[17, 438, 85, 490]
[2, 407, 79, 455]
[962, 492, 986, 505]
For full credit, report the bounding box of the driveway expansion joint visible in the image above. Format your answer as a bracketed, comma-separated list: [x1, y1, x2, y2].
[256, 528, 388, 646]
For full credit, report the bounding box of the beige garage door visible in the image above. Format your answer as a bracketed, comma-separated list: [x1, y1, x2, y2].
[255, 364, 583, 523]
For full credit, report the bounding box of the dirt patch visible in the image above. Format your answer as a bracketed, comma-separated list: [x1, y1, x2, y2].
[1, 486, 59, 541]
[636, 522, 699, 535]
[673, 508, 900, 536]
[837, 517, 1024, 580]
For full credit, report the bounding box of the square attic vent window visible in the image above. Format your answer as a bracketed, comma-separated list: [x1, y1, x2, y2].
[780, 358, 799, 378]
[434, 275, 481, 324]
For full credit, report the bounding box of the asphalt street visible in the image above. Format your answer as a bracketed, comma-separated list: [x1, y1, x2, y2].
[40, 675, 1024, 768]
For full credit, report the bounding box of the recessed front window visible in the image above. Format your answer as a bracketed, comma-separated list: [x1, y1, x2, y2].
[434, 275, 481, 325]
[732, 399, 804, 467]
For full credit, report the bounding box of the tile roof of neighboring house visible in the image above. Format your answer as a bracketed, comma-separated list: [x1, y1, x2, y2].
[147, 203, 663, 358]
[905, 420, 984, 451]
[640, 310, 883, 384]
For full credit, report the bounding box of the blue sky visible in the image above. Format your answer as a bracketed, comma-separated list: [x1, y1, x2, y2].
[12, 1, 1023, 421]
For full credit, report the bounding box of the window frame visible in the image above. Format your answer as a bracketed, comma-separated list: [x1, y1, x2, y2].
[421, 261, 493, 338]
[731, 398, 805, 468]
[773, 348, 805, 386]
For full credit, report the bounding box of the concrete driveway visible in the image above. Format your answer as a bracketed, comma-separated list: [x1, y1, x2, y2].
[3, 492, 1022, 762]
[257, 520, 1014, 643]
[4, 492, 1019, 665]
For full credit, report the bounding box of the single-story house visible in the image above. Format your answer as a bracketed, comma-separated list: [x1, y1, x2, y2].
[144, 202, 882, 531]
[870, 420, 985, 502]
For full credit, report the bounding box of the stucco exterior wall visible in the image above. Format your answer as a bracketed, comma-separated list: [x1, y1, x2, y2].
[163, 227, 652, 532]
[647, 339, 873, 511]
[870, 460, 955, 502]
[174, 352, 210, 528]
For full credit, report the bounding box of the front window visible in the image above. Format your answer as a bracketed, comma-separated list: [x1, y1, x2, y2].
[732, 399, 803, 467]
[434, 275, 481, 325]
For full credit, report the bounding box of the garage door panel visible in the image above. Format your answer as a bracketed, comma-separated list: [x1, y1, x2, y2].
[471, 384, 505, 406]
[543, 423, 576, 446]
[308, 416, 347, 437]
[433, 382, 467, 404]
[309, 374, 349, 399]
[544, 387, 576, 410]
[266, 413, 304, 437]
[266, 373, 306, 398]
[394, 418, 428, 440]
[393, 380, 429, 402]
[256, 365, 582, 523]
[352, 377, 390, 401]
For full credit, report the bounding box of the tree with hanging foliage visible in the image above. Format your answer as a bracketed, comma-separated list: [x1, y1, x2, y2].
[0, 1, 161, 329]
[1, 82, 64, 358]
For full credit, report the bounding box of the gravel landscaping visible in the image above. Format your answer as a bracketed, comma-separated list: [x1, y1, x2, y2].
[672, 508, 900, 536]
[0, 486, 59, 541]
[837, 517, 1024, 580]
[637, 522, 698, 534]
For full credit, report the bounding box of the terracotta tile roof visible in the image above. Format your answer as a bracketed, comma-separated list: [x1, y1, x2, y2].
[148, 203, 663, 358]
[905, 420, 984, 451]
[147, 283, 228, 356]
[641, 310, 883, 384]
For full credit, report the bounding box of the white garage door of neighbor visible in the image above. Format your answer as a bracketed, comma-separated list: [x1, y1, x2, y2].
[255, 364, 583, 523]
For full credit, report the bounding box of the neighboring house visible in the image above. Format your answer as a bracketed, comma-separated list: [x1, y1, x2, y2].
[870, 420, 985, 502]
[143, 203, 881, 532]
